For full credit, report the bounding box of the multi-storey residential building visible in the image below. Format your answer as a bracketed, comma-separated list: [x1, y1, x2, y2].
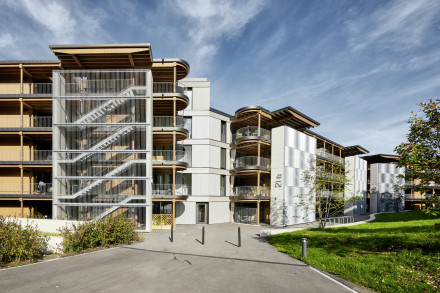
[0, 42, 374, 230]
[363, 154, 440, 212]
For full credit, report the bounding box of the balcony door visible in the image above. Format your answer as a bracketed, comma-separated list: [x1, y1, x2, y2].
[196, 203, 208, 224]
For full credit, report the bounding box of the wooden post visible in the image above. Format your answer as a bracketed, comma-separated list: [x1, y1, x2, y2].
[19, 64, 23, 94]
[172, 166, 176, 195]
[172, 200, 176, 228]
[173, 63, 177, 92]
[257, 171, 261, 195]
[20, 167, 23, 194]
[20, 198, 23, 218]
[257, 200, 260, 225]
[257, 142, 261, 167]
[173, 132, 176, 161]
[20, 131, 23, 160]
[173, 98, 176, 127]
[258, 111, 261, 136]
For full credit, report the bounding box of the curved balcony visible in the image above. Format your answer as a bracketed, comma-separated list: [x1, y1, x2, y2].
[316, 148, 345, 165]
[153, 116, 189, 141]
[233, 156, 271, 171]
[152, 150, 188, 167]
[152, 82, 189, 112]
[152, 184, 190, 199]
[232, 126, 271, 144]
[231, 186, 270, 199]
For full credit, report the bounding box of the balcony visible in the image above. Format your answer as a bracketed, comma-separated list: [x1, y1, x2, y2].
[153, 82, 186, 94]
[316, 171, 345, 183]
[316, 148, 345, 165]
[231, 186, 270, 199]
[0, 183, 52, 196]
[233, 156, 271, 171]
[152, 150, 188, 167]
[232, 126, 271, 143]
[405, 194, 427, 200]
[0, 150, 52, 164]
[0, 83, 52, 95]
[0, 116, 52, 129]
[152, 184, 190, 199]
[153, 116, 186, 128]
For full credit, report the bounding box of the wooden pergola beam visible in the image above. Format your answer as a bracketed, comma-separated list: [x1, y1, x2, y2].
[71, 55, 84, 69]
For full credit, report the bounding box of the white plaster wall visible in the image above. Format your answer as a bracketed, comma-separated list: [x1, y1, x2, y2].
[175, 201, 196, 224]
[192, 87, 210, 111]
[192, 116, 210, 139]
[209, 146, 221, 169]
[209, 117, 221, 141]
[209, 201, 230, 224]
[270, 126, 316, 227]
[192, 173, 211, 196]
[6, 217, 84, 233]
[192, 145, 210, 168]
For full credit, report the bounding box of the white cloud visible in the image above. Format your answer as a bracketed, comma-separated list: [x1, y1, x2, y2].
[0, 33, 14, 48]
[347, 0, 440, 51]
[165, 0, 268, 74]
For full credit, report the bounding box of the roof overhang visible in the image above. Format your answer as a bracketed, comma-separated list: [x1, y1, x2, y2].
[342, 145, 369, 157]
[362, 154, 400, 164]
[50, 43, 153, 69]
[232, 106, 319, 130]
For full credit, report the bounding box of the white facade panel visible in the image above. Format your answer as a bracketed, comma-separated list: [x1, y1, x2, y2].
[270, 126, 316, 227]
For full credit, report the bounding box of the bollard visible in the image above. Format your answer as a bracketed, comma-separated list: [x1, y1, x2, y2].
[202, 226, 205, 245]
[238, 227, 241, 247]
[170, 223, 174, 243]
[302, 238, 307, 257]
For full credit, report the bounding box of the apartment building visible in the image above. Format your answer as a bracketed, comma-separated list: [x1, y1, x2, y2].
[0, 42, 376, 230]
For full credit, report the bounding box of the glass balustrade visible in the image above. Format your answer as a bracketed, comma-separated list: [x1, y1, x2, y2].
[232, 126, 271, 142]
[233, 156, 271, 169]
[232, 186, 270, 198]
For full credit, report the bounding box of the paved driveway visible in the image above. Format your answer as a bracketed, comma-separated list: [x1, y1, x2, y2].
[0, 223, 358, 293]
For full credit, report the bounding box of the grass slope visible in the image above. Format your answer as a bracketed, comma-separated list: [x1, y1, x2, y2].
[267, 212, 440, 293]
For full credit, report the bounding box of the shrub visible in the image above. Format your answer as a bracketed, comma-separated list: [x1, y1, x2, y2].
[0, 217, 46, 266]
[60, 216, 138, 253]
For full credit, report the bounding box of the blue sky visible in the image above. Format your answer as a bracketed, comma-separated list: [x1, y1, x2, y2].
[0, 0, 439, 155]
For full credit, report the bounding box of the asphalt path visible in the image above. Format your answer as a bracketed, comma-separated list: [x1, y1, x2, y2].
[0, 223, 361, 293]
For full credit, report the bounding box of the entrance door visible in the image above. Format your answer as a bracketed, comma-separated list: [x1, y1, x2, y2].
[196, 203, 208, 224]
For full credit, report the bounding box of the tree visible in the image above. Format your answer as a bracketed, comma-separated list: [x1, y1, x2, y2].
[395, 99, 440, 215]
[301, 158, 359, 230]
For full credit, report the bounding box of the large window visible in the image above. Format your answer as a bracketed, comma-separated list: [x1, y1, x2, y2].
[220, 148, 226, 169]
[184, 87, 192, 110]
[185, 116, 192, 138]
[220, 175, 226, 196]
[221, 121, 226, 143]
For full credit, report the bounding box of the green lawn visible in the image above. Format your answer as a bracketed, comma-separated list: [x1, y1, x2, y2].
[266, 212, 440, 293]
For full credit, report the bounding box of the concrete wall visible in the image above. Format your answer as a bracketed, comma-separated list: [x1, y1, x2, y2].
[175, 78, 231, 225]
[344, 156, 367, 215]
[270, 126, 316, 227]
[370, 163, 405, 213]
[6, 217, 84, 233]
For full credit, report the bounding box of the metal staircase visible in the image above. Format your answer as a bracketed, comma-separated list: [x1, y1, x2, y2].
[74, 86, 135, 125]
[58, 159, 146, 200]
[97, 196, 140, 219]
[58, 126, 134, 163]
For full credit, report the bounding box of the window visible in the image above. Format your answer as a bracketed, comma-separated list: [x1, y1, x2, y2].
[220, 148, 226, 169]
[184, 117, 192, 138]
[220, 175, 226, 196]
[184, 145, 192, 167]
[221, 121, 226, 143]
[184, 87, 192, 110]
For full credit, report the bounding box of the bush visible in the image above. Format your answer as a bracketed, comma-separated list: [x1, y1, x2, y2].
[0, 217, 46, 266]
[60, 216, 138, 253]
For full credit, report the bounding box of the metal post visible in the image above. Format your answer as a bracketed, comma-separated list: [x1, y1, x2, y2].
[170, 223, 174, 243]
[238, 227, 241, 247]
[302, 238, 307, 257]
